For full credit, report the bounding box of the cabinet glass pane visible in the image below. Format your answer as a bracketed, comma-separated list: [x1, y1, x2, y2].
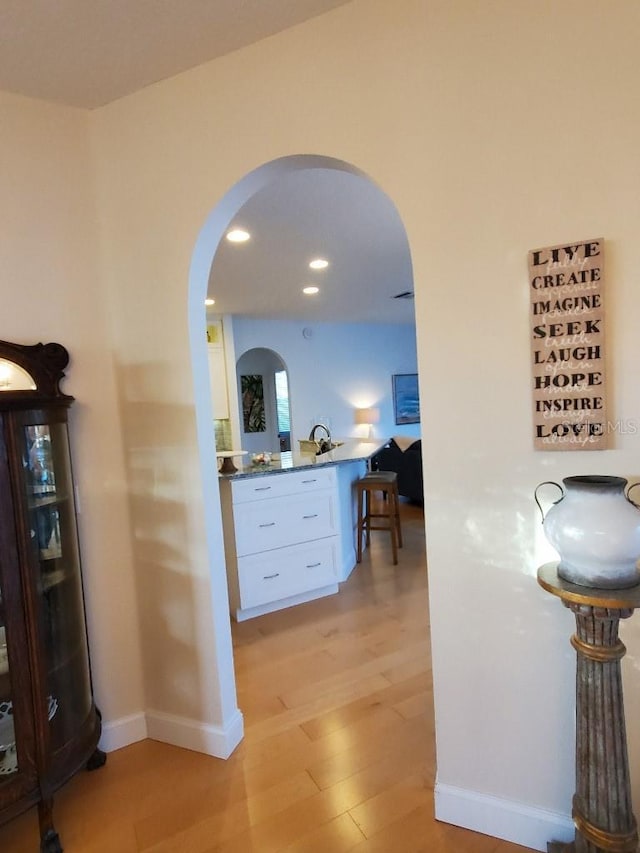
[0, 591, 18, 779]
[22, 424, 92, 751]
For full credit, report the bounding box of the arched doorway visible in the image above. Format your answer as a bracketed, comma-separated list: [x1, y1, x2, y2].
[235, 347, 292, 453]
[187, 154, 420, 755]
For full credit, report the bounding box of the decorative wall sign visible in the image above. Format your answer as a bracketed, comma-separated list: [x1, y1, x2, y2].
[241, 374, 266, 433]
[529, 238, 606, 451]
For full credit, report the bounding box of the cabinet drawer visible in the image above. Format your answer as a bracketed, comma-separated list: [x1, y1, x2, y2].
[232, 467, 336, 503]
[238, 539, 338, 609]
[234, 492, 337, 556]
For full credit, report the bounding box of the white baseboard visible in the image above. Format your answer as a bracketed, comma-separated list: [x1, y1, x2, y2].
[234, 585, 338, 622]
[145, 707, 244, 759]
[98, 711, 148, 753]
[434, 781, 574, 852]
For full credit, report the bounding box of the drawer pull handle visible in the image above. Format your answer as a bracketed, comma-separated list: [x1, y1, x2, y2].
[263, 573, 280, 580]
[301, 479, 317, 484]
[302, 513, 318, 519]
[258, 522, 276, 528]
[254, 486, 272, 492]
[306, 562, 321, 568]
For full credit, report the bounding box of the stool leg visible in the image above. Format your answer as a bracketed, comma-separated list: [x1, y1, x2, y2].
[356, 487, 364, 563]
[379, 487, 397, 565]
[365, 489, 371, 547]
[393, 487, 403, 549]
[388, 489, 398, 565]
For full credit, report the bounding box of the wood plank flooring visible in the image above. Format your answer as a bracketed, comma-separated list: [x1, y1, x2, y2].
[0, 499, 534, 852]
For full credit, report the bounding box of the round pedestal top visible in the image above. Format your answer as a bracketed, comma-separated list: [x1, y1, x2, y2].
[537, 562, 640, 609]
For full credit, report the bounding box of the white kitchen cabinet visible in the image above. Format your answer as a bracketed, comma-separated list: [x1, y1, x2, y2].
[219, 467, 341, 621]
[207, 342, 229, 420]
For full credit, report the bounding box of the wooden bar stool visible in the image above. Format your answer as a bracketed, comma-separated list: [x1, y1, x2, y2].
[356, 470, 403, 565]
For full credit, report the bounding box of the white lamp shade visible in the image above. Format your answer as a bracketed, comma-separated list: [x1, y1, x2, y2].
[354, 407, 380, 425]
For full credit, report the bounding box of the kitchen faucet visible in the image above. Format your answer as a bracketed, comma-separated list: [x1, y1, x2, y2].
[308, 423, 332, 453]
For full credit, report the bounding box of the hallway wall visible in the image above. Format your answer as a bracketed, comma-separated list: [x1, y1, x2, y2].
[0, 91, 145, 745]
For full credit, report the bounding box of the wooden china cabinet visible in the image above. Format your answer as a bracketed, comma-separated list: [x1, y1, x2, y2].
[0, 340, 104, 852]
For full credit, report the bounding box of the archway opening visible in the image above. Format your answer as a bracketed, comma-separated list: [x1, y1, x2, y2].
[236, 347, 291, 454]
[188, 153, 423, 752]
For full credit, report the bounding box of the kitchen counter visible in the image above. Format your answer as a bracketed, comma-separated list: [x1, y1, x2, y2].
[217, 438, 387, 480]
[218, 438, 386, 620]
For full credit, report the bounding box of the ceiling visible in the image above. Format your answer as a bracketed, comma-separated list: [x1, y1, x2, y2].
[0, 0, 353, 109]
[1, 0, 415, 326]
[208, 168, 415, 325]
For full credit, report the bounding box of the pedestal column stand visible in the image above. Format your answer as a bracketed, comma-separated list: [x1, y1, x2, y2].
[538, 563, 640, 853]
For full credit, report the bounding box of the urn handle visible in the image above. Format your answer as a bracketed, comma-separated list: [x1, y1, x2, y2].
[625, 481, 640, 507]
[534, 480, 564, 522]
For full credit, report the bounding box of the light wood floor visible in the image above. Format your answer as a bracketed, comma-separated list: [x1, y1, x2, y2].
[0, 500, 534, 852]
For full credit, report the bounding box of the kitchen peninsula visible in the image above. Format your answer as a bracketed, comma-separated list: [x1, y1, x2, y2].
[218, 439, 385, 621]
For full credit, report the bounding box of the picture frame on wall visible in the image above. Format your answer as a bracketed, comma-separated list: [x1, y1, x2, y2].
[241, 374, 266, 433]
[392, 373, 420, 424]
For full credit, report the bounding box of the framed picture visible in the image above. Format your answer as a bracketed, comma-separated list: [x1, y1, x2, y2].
[241, 374, 266, 432]
[392, 373, 420, 424]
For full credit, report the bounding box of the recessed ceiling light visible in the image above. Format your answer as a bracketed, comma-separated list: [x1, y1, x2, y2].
[309, 258, 329, 270]
[204, 298, 215, 306]
[303, 286, 319, 295]
[226, 228, 250, 243]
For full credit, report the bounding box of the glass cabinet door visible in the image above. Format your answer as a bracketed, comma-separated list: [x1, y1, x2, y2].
[0, 589, 18, 781]
[20, 421, 92, 752]
[0, 413, 39, 799]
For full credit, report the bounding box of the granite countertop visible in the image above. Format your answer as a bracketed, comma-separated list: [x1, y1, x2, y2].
[218, 438, 387, 480]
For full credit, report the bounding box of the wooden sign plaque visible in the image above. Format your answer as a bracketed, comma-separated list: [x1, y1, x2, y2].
[529, 238, 607, 451]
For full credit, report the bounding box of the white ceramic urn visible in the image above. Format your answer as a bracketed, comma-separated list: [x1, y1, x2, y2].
[535, 475, 640, 589]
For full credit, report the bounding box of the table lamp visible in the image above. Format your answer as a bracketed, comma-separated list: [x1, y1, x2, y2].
[354, 406, 380, 439]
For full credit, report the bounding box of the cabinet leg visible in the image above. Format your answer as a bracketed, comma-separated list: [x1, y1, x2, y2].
[40, 829, 63, 853]
[86, 746, 107, 771]
[548, 843, 574, 852]
[38, 799, 62, 853]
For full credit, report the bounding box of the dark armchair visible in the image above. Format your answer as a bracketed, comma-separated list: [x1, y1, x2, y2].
[372, 437, 423, 503]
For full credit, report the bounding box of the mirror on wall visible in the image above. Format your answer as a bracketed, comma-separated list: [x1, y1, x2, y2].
[236, 348, 291, 453]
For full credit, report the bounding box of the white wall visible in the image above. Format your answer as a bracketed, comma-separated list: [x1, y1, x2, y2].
[231, 317, 420, 446]
[421, 2, 640, 845]
[0, 91, 145, 748]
